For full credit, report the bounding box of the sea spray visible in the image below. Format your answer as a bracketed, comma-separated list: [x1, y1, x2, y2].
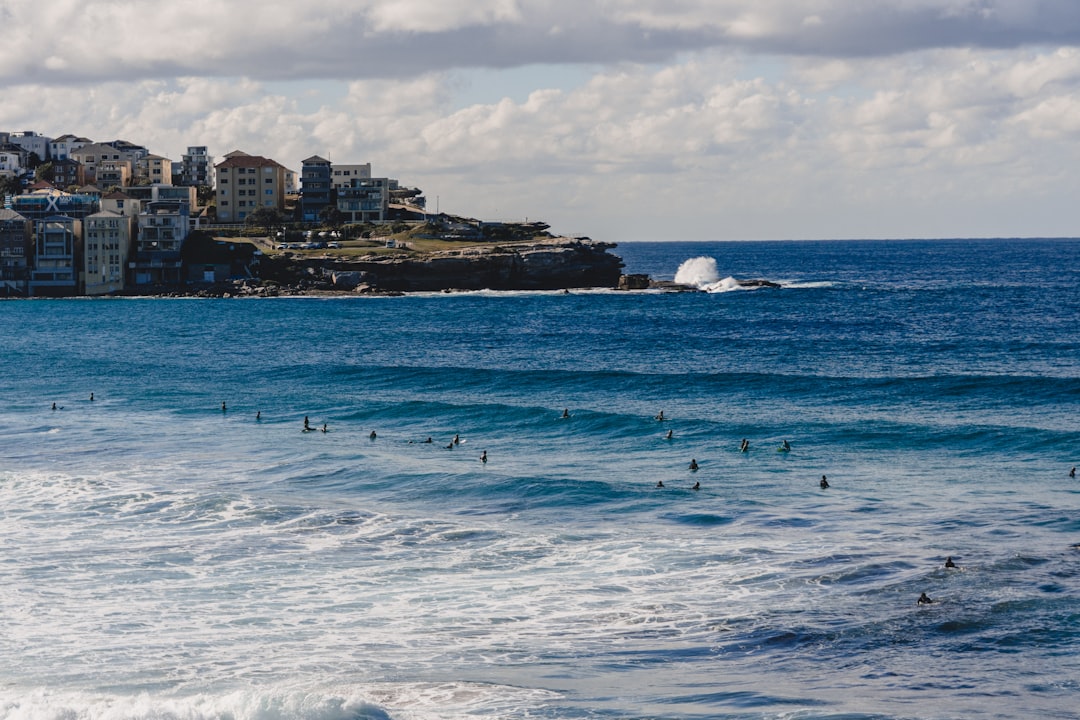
[674, 257, 718, 287]
[673, 256, 740, 292]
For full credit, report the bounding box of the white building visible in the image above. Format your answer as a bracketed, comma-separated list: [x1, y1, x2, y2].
[330, 163, 372, 190]
[5, 131, 51, 161]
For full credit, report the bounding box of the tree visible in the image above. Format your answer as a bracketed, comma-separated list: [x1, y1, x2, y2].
[319, 205, 345, 230]
[35, 162, 55, 183]
[196, 185, 215, 206]
[0, 174, 22, 200]
[247, 206, 284, 235]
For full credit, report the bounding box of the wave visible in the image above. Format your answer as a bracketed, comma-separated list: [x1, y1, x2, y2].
[673, 256, 818, 292]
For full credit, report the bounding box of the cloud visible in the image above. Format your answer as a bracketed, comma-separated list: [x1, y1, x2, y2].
[6, 2, 1080, 240]
[6, 0, 1080, 85]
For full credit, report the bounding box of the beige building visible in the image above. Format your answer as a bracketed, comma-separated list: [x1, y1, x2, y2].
[70, 142, 140, 185]
[214, 150, 288, 223]
[96, 159, 133, 188]
[137, 154, 173, 185]
[83, 209, 132, 295]
[100, 190, 143, 218]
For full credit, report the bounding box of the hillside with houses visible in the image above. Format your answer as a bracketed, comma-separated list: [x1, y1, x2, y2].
[1, 129, 620, 297]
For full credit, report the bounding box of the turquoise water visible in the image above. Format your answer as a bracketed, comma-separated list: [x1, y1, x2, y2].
[2, 239, 1079, 719]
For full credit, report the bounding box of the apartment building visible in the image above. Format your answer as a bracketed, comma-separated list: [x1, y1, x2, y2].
[29, 215, 81, 297]
[131, 200, 190, 285]
[330, 163, 372, 190]
[0, 208, 32, 296]
[137, 154, 173, 185]
[181, 146, 214, 187]
[300, 155, 332, 221]
[214, 151, 287, 223]
[83, 209, 131, 295]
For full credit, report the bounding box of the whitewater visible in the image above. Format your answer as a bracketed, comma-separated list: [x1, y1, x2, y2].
[2, 238, 1079, 720]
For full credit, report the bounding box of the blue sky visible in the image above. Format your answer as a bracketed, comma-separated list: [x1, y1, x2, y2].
[4, 0, 1080, 241]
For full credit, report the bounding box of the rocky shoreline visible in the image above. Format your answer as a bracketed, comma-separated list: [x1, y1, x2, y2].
[98, 237, 624, 298]
[95, 239, 781, 298]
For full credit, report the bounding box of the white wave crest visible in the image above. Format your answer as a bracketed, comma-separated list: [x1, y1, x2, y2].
[673, 257, 743, 293]
[674, 257, 719, 287]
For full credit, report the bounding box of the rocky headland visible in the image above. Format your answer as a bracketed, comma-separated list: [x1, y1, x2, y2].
[249, 237, 626, 295]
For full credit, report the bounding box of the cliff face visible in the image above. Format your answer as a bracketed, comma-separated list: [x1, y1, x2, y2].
[266, 238, 625, 292]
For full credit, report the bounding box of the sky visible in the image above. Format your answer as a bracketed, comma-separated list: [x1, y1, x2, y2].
[4, 0, 1080, 241]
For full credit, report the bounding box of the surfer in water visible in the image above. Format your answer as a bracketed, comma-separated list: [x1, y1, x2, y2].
[781, 440, 791, 452]
[665, 429, 673, 440]
[303, 415, 310, 432]
[656, 480, 665, 488]
[689, 459, 699, 471]
[740, 438, 749, 453]
[562, 408, 570, 419]
[453, 434, 460, 445]
[1071, 466, 1077, 478]
[692, 481, 700, 490]
[655, 410, 665, 421]
[256, 411, 261, 421]
[89, 392, 94, 402]
[917, 592, 934, 605]
[321, 423, 328, 433]
[480, 451, 487, 464]
[369, 430, 377, 440]
[221, 401, 227, 412]
[820, 475, 830, 489]
[945, 557, 957, 568]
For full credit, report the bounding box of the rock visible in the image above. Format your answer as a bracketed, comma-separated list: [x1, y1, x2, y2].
[618, 273, 651, 290]
[267, 237, 625, 292]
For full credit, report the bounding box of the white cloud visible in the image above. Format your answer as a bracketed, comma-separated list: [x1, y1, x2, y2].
[6, 2, 1080, 239]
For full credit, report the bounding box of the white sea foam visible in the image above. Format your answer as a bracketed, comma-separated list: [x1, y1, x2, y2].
[673, 257, 752, 293]
[673, 256, 720, 287]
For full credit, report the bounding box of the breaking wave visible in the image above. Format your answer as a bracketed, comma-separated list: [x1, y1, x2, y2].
[673, 256, 742, 293]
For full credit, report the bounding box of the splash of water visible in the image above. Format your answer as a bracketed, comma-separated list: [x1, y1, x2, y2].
[673, 257, 740, 293]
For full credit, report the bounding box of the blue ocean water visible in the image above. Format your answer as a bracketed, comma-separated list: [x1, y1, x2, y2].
[2, 238, 1080, 719]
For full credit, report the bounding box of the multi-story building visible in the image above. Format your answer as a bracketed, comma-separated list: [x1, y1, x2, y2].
[83, 210, 131, 295]
[70, 142, 141, 185]
[336, 177, 391, 223]
[96, 159, 133, 188]
[0, 142, 27, 178]
[51, 158, 85, 189]
[330, 163, 372, 190]
[105, 140, 149, 162]
[4, 131, 51, 161]
[29, 215, 81, 297]
[131, 200, 190, 285]
[136, 154, 173, 185]
[0, 208, 32, 296]
[181, 146, 214, 187]
[123, 184, 196, 207]
[214, 151, 287, 223]
[300, 155, 332, 221]
[49, 134, 92, 161]
[100, 190, 142, 219]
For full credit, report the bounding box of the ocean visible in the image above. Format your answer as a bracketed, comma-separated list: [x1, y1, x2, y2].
[2, 238, 1079, 719]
